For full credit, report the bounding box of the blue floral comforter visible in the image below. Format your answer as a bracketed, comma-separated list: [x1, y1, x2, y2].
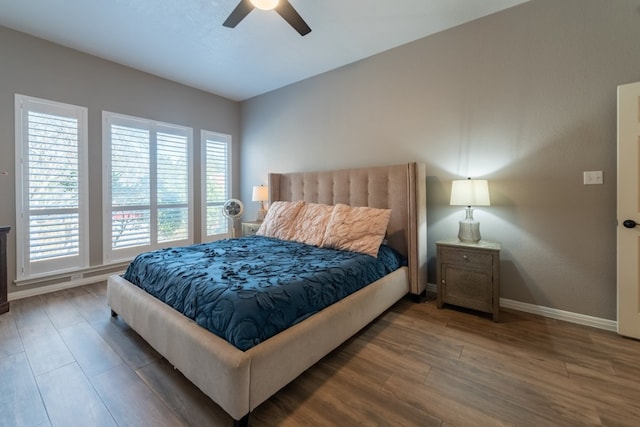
[122, 236, 406, 351]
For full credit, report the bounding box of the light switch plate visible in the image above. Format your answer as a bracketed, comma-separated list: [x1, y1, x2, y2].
[583, 170, 603, 185]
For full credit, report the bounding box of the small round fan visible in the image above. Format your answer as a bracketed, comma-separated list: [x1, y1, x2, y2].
[222, 198, 244, 237]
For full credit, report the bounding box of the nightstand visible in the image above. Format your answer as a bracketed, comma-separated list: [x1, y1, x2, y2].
[241, 221, 262, 237]
[436, 239, 501, 321]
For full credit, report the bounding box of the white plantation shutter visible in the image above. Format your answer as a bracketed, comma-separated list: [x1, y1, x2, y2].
[157, 131, 189, 242]
[110, 124, 150, 250]
[201, 130, 232, 241]
[15, 95, 89, 279]
[103, 112, 192, 263]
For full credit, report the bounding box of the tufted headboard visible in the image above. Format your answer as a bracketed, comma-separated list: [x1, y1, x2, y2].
[268, 163, 427, 296]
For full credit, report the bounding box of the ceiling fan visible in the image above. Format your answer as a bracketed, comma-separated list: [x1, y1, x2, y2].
[223, 0, 312, 36]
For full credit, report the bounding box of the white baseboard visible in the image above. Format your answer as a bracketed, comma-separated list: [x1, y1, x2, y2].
[426, 283, 617, 332]
[499, 298, 617, 331]
[8, 271, 125, 301]
[11, 278, 618, 333]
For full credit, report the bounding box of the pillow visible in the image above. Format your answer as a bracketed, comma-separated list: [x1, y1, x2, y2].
[288, 202, 335, 246]
[256, 201, 305, 240]
[321, 203, 392, 257]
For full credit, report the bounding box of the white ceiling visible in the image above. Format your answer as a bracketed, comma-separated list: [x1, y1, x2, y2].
[0, 0, 529, 101]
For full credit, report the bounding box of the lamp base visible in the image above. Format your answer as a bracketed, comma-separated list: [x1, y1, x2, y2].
[256, 206, 267, 222]
[458, 207, 481, 243]
[458, 220, 481, 243]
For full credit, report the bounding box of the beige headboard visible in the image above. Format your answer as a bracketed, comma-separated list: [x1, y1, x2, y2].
[268, 163, 427, 296]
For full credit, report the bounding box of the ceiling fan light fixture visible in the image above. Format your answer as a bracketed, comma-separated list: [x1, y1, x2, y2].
[250, 0, 279, 11]
[224, 0, 311, 36]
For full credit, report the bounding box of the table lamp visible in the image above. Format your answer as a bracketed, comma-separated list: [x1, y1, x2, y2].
[450, 178, 490, 243]
[252, 185, 269, 221]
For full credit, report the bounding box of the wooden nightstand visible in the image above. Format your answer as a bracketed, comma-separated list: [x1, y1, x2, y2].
[436, 239, 501, 321]
[241, 221, 262, 237]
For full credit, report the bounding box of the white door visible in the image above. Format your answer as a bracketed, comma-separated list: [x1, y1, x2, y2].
[618, 81, 640, 338]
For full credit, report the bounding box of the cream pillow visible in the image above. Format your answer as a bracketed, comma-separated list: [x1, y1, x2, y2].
[256, 201, 304, 240]
[321, 203, 391, 257]
[288, 202, 335, 246]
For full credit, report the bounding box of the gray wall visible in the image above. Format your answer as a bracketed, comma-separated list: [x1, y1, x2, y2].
[0, 26, 241, 294]
[241, 0, 640, 320]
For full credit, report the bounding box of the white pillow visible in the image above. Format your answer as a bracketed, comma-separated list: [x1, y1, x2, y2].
[321, 203, 391, 257]
[288, 202, 335, 247]
[256, 201, 305, 240]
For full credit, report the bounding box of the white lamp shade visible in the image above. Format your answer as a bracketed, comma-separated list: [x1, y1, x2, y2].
[252, 185, 269, 202]
[251, 0, 279, 10]
[450, 179, 490, 206]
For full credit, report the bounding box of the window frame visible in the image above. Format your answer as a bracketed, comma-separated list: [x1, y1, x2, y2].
[14, 94, 89, 280]
[201, 130, 233, 242]
[102, 111, 194, 264]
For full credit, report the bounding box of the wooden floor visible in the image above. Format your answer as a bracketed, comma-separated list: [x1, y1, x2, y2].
[2, 283, 640, 427]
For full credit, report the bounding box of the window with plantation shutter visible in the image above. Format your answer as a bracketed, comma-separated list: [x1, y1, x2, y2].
[201, 130, 232, 241]
[15, 94, 89, 279]
[103, 112, 193, 263]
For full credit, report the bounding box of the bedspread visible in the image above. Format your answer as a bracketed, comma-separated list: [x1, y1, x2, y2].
[122, 236, 405, 351]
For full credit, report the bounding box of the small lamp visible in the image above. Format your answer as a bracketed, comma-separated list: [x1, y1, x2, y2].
[252, 185, 269, 222]
[450, 178, 490, 243]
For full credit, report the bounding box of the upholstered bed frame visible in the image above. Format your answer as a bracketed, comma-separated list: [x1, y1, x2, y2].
[107, 162, 427, 426]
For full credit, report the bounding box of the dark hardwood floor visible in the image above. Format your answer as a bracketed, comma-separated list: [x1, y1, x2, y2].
[2, 282, 640, 426]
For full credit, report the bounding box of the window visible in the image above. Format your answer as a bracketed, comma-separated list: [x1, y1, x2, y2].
[15, 94, 89, 279]
[103, 112, 193, 263]
[201, 130, 232, 241]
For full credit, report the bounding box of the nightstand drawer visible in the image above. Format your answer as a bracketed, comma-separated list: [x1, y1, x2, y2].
[440, 247, 493, 269]
[242, 222, 262, 236]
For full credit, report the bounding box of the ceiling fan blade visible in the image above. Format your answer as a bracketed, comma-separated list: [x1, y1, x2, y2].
[275, 0, 311, 36]
[223, 0, 255, 28]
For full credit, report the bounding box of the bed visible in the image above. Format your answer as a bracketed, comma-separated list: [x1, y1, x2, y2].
[107, 162, 427, 426]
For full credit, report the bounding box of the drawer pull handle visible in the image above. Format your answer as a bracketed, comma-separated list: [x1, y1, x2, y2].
[462, 255, 469, 260]
[441, 280, 446, 284]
